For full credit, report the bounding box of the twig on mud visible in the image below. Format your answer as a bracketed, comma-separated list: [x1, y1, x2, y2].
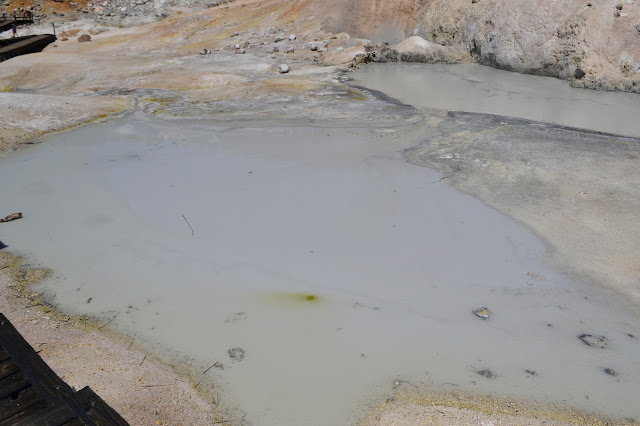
[139, 355, 147, 366]
[99, 316, 116, 329]
[212, 413, 246, 424]
[141, 384, 173, 388]
[182, 214, 195, 237]
[432, 176, 448, 184]
[195, 361, 222, 388]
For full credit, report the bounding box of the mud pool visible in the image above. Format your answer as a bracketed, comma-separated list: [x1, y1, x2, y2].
[1, 68, 640, 424]
[353, 63, 640, 138]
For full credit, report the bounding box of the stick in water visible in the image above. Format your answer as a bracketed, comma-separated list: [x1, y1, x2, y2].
[182, 214, 194, 236]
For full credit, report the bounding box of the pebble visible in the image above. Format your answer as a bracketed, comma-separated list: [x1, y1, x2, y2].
[473, 307, 490, 320]
[278, 64, 290, 74]
[285, 47, 294, 53]
[289, 34, 296, 41]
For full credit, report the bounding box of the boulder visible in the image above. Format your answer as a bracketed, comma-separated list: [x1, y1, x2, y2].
[77, 34, 91, 42]
[393, 36, 470, 64]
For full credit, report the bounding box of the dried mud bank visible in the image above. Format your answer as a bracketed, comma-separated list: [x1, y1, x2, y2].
[404, 112, 640, 307]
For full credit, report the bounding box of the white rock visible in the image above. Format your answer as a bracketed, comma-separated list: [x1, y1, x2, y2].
[278, 64, 290, 74]
[289, 34, 296, 41]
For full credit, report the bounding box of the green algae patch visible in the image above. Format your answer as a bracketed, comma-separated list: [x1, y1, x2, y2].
[261, 291, 324, 306]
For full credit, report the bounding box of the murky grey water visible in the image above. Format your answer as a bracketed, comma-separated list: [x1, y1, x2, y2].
[1, 67, 640, 424]
[353, 63, 640, 138]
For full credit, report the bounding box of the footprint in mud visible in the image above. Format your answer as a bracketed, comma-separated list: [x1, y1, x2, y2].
[476, 368, 496, 379]
[225, 312, 248, 324]
[578, 334, 608, 348]
[228, 347, 245, 361]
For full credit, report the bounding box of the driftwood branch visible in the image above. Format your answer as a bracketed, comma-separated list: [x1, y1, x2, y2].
[0, 212, 22, 222]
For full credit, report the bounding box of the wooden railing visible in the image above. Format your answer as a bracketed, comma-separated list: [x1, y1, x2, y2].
[0, 12, 34, 23]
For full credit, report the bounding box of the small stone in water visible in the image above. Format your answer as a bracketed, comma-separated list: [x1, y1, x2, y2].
[473, 307, 490, 319]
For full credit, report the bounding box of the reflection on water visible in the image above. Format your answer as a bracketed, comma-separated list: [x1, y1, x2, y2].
[353, 63, 640, 138]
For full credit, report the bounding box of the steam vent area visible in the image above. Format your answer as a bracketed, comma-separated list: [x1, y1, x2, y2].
[1, 0, 640, 425]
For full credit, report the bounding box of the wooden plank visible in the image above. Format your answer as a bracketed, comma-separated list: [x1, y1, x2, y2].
[0, 372, 30, 401]
[0, 314, 74, 403]
[0, 347, 10, 363]
[0, 400, 48, 426]
[61, 418, 85, 426]
[11, 400, 78, 426]
[0, 385, 45, 423]
[0, 358, 20, 381]
[66, 387, 128, 426]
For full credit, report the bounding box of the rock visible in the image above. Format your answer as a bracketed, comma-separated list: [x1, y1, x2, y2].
[603, 367, 617, 376]
[310, 44, 318, 51]
[393, 36, 470, 64]
[199, 49, 209, 55]
[0, 212, 22, 222]
[120, 6, 126, 12]
[473, 307, 490, 319]
[476, 368, 496, 379]
[228, 347, 245, 361]
[289, 34, 296, 41]
[615, 3, 623, 10]
[335, 46, 344, 52]
[285, 47, 294, 53]
[574, 68, 586, 79]
[77, 34, 91, 42]
[237, 48, 246, 54]
[578, 334, 607, 348]
[636, 21, 640, 32]
[234, 43, 240, 49]
[230, 31, 239, 37]
[275, 36, 284, 42]
[278, 64, 290, 74]
[472, 0, 479, 3]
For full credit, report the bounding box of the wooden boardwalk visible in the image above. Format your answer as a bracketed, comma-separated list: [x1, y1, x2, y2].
[0, 13, 34, 33]
[0, 313, 129, 425]
[0, 34, 57, 62]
